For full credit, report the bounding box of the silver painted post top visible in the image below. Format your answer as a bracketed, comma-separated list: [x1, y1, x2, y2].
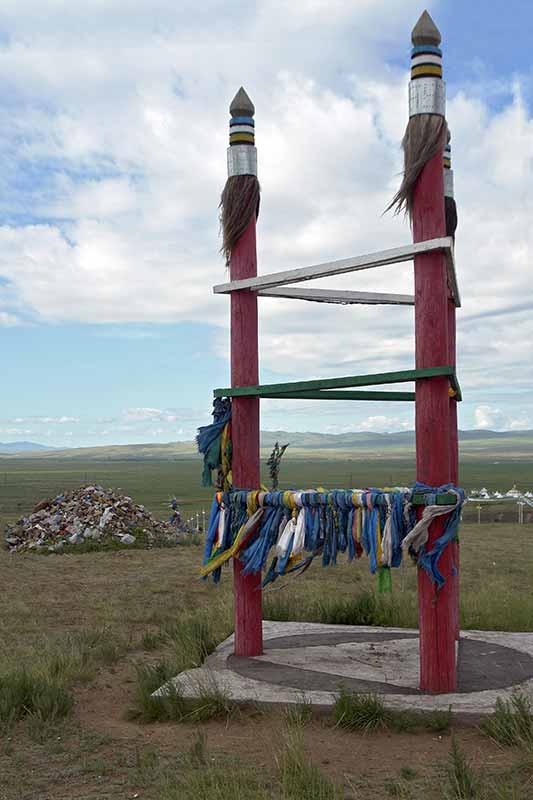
[412, 10, 441, 46]
[230, 86, 255, 117]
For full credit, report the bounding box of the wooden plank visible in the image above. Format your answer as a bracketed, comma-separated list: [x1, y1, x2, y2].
[213, 237, 454, 294]
[214, 366, 455, 398]
[257, 287, 415, 306]
[262, 390, 416, 401]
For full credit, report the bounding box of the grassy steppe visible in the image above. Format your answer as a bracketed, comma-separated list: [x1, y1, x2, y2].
[0, 456, 532, 798]
[1, 521, 533, 799]
[1, 456, 532, 531]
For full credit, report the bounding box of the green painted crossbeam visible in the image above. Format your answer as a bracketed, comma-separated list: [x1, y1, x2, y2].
[258, 390, 416, 401]
[214, 366, 462, 402]
[411, 492, 457, 505]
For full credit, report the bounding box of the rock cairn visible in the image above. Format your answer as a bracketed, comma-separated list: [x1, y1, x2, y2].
[5, 485, 184, 552]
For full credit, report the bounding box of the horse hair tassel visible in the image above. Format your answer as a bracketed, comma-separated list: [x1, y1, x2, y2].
[387, 11, 448, 219]
[220, 86, 260, 265]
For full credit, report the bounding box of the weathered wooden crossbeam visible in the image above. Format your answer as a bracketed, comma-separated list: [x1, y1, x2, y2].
[257, 287, 415, 305]
[213, 237, 460, 307]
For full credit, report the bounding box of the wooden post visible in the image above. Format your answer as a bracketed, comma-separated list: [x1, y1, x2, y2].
[227, 88, 263, 657]
[448, 298, 460, 640]
[445, 134, 460, 641]
[410, 12, 456, 693]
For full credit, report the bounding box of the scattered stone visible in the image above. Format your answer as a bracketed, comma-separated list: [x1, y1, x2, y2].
[5, 485, 188, 553]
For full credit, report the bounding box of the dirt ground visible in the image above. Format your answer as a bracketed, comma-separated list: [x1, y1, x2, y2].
[0, 539, 530, 799]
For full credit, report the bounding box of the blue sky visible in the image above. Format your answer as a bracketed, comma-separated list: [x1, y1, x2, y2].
[0, 1, 532, 447]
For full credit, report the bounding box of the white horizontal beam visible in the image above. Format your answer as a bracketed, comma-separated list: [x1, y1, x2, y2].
[257, 287, 415, 306]
[213, 237, 459, 306]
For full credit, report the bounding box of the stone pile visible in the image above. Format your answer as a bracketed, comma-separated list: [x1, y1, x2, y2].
[5, 485, 183, 552]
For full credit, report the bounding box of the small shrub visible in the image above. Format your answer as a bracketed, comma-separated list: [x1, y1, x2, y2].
[447, 737, 478, 799]
[333, 689, 388, 732]
[389, 706, 452, 734]
[278, 727, 343, 799]
[189, 731, 207, 767]
[482, 693, 533, 748]
[141, 631, 167, 651]
[164, 610, 232, 674]
[183, 680, 237, 723]
[127, 661, 186, 723]
[399, 766, 418, 781]
[425, 706, 453, 733]
[285, 697, 313, 727]
[0, 670, 73, 729]
[388, 709, 423, 734]
[384, 778, 411, 798]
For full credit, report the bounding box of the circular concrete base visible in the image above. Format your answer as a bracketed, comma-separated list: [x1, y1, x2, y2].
[163, 622, 533, 715]
[229, 631, 533, 695]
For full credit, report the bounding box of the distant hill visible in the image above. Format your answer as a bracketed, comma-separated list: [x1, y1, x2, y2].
[2, 429, 532, 461]
[0, 441, 53, 454]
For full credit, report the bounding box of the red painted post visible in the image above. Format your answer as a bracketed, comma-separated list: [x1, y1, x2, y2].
[231, 218, 263, 657]
[445, 134, 460, 641]
[413, 152, 455, 693]
[448, 298, 460, 640]
[225, 87, 263, 657]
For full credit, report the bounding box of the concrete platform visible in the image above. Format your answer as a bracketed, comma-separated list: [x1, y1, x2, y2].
[162, 622, 533, 715]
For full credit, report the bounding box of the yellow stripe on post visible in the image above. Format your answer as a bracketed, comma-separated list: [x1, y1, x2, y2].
[411, 64, 442, 78]
[229, 133, 255, 144]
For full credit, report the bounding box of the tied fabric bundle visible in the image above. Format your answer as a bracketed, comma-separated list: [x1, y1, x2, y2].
[388, 10, 448, 218]
[196, 398, 232, 489]
[200, 486, 465, 591]
[220, 87, 260, 265]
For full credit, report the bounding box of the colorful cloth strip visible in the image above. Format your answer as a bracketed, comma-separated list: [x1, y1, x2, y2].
[200, 484, 465, 588]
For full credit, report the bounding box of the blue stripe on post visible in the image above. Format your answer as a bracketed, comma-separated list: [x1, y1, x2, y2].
[411, 44, 442, 57]
[230, 116, 255, 126]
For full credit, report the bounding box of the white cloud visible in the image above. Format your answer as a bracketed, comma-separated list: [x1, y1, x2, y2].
[0, 1, 530, 436]
[474, 404, 531, 432]
[121, 407, 198, 423]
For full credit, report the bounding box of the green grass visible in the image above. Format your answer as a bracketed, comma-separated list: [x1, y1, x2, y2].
[2, 454, 532, 533]
[265, 589, 417, 628]
[0, 455, 531, 798]
[482, 693, 533, 748]
[127, 606, 234, 722]
[277, 725, 343, 799]
[0, 670, 73, 732]
[332, 689, 453, 735]
[158, 762, 270, 800]
[446, 737, 479, 798]
[333, 689, 389, 732]
[284, 696, 314, 727]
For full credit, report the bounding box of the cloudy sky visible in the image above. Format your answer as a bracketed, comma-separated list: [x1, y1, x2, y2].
[0, 0, 532, 447]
